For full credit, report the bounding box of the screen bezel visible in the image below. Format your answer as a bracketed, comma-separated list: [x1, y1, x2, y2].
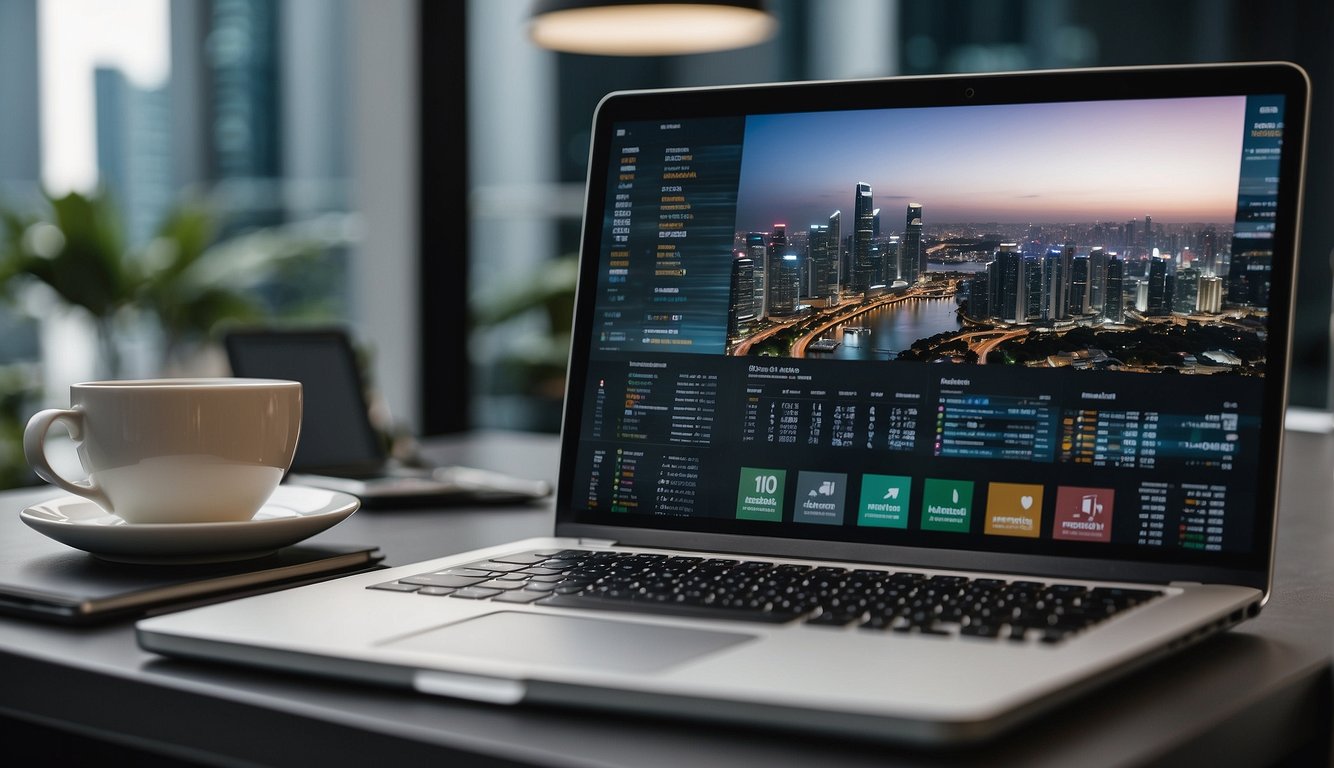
[555, 63, 1310, 593]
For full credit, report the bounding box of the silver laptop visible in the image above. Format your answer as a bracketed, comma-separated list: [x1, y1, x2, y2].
[138, 62, 1310, 745]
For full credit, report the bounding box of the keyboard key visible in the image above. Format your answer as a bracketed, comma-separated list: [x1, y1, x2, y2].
[492, 590, 547, 604]
[541, 560, 581, 571]
[959, 623, 1001, 639]
[367, 581, 419, 593]
[806, 611, 860, 627]
[1092, 587, 1162, 605]
[460, 561, 529, 573]
[450, 587, 504, 600]
[489, 552, 554, 565]
[417, 586, 456, 596]
[476, 580, 526, 591]
[1041, 628, 1074, 644]
[1050, 583, 1088, 594]
[553, 581, 593, 594]
[400, 574, 491, 588]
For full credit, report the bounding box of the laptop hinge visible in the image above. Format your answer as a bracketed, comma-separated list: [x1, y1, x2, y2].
[577, 537, 618, 548]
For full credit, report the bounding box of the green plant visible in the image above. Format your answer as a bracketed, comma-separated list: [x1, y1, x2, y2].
[0, 189, 340, 374]
[0, 189, 349, 487]
[471, 256, 578, 429]
[0, 364, 39, 489]
[0, 192, 137, 374]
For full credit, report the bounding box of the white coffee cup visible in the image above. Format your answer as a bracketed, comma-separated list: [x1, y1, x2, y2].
[23, 379, 302, 524]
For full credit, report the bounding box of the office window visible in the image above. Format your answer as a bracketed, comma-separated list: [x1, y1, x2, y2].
[0, 0, 360, 488]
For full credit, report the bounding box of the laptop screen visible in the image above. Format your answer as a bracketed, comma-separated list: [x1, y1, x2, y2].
[559, 65, 1307, 578]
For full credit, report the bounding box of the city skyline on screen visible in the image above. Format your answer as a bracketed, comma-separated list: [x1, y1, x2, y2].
[733, 96, 1247, 230]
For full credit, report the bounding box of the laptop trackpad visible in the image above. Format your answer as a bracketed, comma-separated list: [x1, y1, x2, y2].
[385, 611, 754, 673]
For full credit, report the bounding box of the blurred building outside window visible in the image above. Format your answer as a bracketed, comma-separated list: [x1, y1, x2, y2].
[0, 0, 365, 488]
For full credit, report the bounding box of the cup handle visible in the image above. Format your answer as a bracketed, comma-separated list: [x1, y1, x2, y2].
[23, 408, 112, 510]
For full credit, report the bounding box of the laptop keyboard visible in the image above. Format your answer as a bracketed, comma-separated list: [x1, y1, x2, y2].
[369, 549, 1163, 644]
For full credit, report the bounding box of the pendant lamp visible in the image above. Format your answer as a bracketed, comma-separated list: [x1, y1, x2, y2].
[529, 0, 777, 56]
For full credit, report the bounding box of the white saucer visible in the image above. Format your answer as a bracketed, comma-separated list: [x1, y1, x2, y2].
[20, 485, 360, 564]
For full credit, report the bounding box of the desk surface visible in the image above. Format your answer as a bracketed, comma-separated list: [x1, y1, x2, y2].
[0, 430, 1330, 767]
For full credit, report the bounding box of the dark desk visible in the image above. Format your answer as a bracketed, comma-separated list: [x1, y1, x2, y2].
[0, 429, 1330, 766]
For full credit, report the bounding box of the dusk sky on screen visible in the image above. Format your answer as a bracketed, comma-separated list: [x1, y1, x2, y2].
[732, 96, 1249, 232]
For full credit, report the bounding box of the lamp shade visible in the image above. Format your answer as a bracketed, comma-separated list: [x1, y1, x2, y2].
[529, 0, 777, 56]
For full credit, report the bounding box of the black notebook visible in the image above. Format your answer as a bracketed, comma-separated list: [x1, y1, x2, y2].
[0, 508, 383, 624]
